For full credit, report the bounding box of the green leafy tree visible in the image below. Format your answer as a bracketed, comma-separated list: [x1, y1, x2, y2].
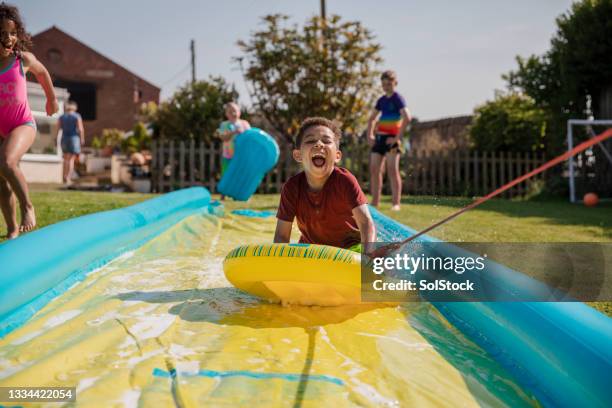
[469, 93, 547, 152]
[155, 77, 240, 142]
[236, 14, 383, 142]
[504, 0, 612, 154]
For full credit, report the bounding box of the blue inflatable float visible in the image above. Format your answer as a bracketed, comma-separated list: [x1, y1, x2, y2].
[217, 128, 279, 201]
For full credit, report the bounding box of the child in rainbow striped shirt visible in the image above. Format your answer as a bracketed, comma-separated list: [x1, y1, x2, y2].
[366, 70, 411, 211]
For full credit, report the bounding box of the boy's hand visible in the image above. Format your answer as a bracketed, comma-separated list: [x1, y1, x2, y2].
[367, 134, 375, 147]
[362, 242, 377, 258]
[46, 99, 59, 116]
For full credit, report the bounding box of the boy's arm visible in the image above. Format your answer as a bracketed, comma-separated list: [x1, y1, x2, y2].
[273, 219, 293, 243]
[22, 52, 59, 116]
[352, 204, 376, 252]
[366, 110, 380, 146]
[398, 107, 412, 141]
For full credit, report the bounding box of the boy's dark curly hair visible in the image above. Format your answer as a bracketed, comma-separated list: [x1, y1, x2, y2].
[295, 117, 342, 148]
[0, 2, 32, 52]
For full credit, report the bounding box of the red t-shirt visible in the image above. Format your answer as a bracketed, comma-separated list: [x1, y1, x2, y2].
[277, 167, 368, 248]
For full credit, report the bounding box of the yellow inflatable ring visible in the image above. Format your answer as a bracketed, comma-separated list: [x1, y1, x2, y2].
[224, 243, 361, 306]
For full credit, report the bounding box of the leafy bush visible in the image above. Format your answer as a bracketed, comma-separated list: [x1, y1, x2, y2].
[154, 77, 239, 142]
[121, 122, 151, 155]
[469, 93, 547, 152]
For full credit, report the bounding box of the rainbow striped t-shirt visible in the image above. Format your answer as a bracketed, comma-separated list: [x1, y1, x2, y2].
[375, 92, 407, 136]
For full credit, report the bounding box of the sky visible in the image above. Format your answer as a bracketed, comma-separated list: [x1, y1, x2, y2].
[15, 0, 574, 121]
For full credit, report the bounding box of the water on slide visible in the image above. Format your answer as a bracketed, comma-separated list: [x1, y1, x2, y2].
[0, 212, 539, 407]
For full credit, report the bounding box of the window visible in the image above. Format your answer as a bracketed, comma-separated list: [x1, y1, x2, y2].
[54, 79, 97, 120]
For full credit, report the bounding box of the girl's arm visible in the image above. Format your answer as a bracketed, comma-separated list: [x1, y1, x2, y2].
[77, 117, 85, 144]
[229, 121, 249, 136]
[218, 132, 233, 142]
[22, 52, 59, 116]
[216, 122, 234, 141]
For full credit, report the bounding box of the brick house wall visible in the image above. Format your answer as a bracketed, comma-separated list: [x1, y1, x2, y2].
[30, 26, 160, 144]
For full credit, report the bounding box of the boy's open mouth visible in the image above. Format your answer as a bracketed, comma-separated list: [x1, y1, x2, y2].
[311, 153, 326, 168]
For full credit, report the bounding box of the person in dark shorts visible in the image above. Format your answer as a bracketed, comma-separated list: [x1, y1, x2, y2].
[366, 70, 412, 210]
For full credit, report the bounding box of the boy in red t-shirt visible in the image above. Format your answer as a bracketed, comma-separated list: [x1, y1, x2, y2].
[274, 117, 376, 250]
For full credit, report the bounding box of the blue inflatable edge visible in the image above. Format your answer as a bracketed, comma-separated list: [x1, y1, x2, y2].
[370, 206, 612, 408]
[0, 187, 212, 338]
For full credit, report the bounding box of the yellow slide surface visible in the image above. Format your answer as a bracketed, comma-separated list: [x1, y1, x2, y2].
[0, 213, 538, 407]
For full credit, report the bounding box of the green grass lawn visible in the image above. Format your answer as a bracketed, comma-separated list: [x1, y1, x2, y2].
[2, 186, 611, 316]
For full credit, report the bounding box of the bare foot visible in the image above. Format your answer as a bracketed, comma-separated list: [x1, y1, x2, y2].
[390, 205, 401, 211]
[19, 205, 36, 232]
[5, 229, 19, 239]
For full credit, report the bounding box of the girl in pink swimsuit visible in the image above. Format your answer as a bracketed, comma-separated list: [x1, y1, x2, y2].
[0, 3, 58, 239]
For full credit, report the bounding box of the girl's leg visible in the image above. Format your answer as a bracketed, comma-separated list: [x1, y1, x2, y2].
[385, 150, 402, 210]
[0, 175, 18, 239]
[0, 125, 37, 232]
[369, 153, 385, 207]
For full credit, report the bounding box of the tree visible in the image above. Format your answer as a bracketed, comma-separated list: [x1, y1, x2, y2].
[504, 0, 612, 155]
[469, 93, 547, 152]
[155, 77, 240, 142]
[236, 14, 383, 142]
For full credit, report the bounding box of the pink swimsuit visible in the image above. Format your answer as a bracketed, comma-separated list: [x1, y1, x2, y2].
[0, 54, 34, 138]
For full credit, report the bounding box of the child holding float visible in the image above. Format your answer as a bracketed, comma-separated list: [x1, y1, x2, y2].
[274, 117, 376, 251]
[216, 102, 251, 177]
